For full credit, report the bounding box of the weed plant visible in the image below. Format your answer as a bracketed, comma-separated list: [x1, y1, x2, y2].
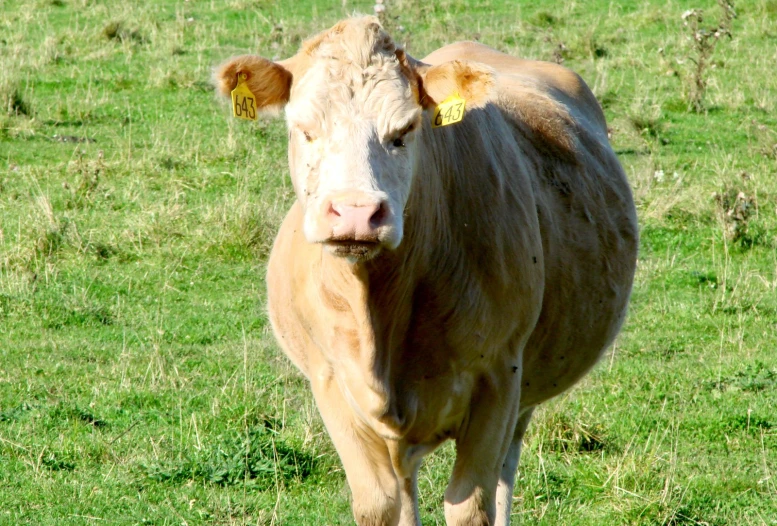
[680, 0, 737, 112]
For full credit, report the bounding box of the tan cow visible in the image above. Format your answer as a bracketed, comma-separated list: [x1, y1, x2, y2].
[215, 16, 638, 526]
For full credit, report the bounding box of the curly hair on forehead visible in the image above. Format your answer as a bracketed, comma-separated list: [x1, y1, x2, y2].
[301, 16, 398, 68]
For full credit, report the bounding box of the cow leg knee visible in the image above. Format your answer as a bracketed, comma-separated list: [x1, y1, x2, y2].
[444, 480, 496, 526]
[347, 458, 401, 525]
[351, 489, 401, 526]
[334, 432, 402, 526]
[495, 407, 535, 526]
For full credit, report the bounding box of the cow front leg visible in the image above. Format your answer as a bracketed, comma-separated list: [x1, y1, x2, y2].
[495, 406, 535, 526]
[310, 372, 401, 526]
[444, 374, 522, 526]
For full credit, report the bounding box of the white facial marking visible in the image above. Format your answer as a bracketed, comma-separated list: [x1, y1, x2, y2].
[284, 49, 421, 257]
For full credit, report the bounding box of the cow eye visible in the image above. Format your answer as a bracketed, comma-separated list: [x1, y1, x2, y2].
[303, 131, 314, 143]
[390, 122, 416, 149]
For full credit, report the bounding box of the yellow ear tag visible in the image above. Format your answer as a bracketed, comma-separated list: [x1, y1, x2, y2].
[231, 73, 257, 121]
[432, 92, 466, 128]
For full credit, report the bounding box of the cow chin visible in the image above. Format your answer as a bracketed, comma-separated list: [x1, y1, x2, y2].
[322, 227, 403, 262]
[323, 239, 383, 261]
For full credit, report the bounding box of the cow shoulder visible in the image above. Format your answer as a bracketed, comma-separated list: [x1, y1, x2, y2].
[267, 203, 317, 376]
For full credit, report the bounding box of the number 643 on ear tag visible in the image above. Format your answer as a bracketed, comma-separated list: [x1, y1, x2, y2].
[432, 92, 466, 128]
[231, 73, 257, 121]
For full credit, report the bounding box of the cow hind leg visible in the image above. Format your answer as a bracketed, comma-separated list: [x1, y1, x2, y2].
[495, 407, 535, 526]
[398, 472, 421, 526]
[385, 440, 423, 525]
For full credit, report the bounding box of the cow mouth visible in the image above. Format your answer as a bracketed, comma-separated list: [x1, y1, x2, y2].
[324, 240, 381, 260]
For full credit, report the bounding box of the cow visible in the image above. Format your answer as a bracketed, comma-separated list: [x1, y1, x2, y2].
[214, 16, 638, 526]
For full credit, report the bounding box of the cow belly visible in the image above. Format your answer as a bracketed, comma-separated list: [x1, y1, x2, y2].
[521, 214, 637, 405]
[520, 290, 628, 407]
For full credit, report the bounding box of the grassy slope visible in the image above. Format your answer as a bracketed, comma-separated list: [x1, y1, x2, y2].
[1, 0, 776, 524]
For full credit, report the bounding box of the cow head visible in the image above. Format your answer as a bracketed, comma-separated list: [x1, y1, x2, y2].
[215, 17, 494, 261]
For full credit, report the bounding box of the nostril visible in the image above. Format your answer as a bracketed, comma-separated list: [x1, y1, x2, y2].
[326, 198, 389, 238]
[369, 202, 388, 229]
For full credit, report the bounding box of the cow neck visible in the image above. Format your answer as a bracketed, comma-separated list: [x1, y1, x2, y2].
[316, 234, 420, 393]
[314, 124, 453, 391]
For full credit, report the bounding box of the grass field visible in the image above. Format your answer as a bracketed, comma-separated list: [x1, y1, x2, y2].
[1, 0, 776, 524]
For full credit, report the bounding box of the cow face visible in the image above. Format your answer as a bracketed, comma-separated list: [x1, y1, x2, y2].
[214, 17, 494, 261]
[283, 48, 423, 261]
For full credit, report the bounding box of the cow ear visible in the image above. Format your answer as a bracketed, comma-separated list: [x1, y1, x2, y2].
[416, 60, 495, 110]
[213, 55, 293, 112]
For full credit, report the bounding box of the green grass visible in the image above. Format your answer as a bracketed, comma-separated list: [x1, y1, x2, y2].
[2, 0, 776, 524]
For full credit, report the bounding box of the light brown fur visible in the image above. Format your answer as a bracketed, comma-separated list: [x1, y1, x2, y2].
[213, 55, 292, 110]
[216, 17, 638, 526]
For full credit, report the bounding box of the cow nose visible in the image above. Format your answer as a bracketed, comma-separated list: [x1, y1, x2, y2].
[328, 200, 387, 241]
